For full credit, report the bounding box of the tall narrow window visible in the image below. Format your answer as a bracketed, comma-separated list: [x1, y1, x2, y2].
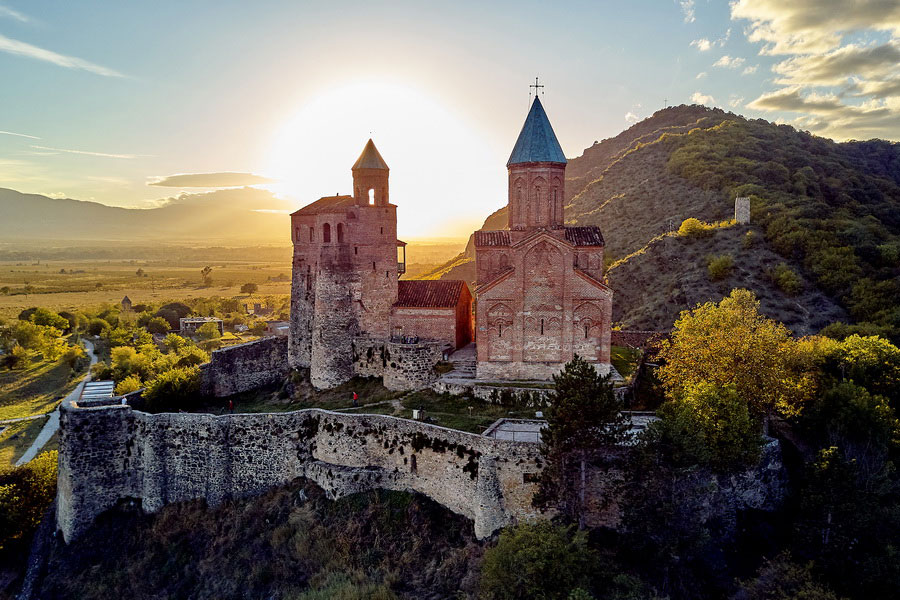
[309, 227, 313, 242]
[322, 223, 331, 243]
[337, 223, 344, 243]
[294, 226, 299, 241]
[354, 247, 358, 255]
[540, 319, 544, 335]
[372, 261, 376, 270]
[498, 323, 503, 338]
[368, 189, 375, 205]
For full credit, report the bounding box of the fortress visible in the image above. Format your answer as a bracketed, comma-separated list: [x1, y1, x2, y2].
[288, 95, 612, 390]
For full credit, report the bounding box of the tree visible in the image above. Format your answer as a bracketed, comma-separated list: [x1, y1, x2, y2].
[659, 289, 797, 430]
[647, 382, 763, 472]
[28, 307, 69, 330]
[0, 451, 57, 554]
[87, 318, 109, 337]
[734, 553, 840, 600]
[145, 316, 171, 335]
[115, 374, 143, 396]
[0, 286, 9, 295]
[201, 265, 213, 287]
[1, 345, 28, 370]
[142, 366, 201, 412]
[538, 355, 628, 525]
[196, 322, 222, 341]
[480, 522, 594, 600]
[240, 282, 259, 295]
[135, 268, 145, 277]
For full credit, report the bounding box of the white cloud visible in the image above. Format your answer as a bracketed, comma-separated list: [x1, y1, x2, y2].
[147, 172, 276, 187]
[772, 41, 900, 87]
[691, 91, 715, 105]
[730, 0, 900, 55]
[696, 71, 707, 79]
[742, 65, 759, 75]
[729, 95, 745, 108]
[0, 4, 29, 23]
[625, 112, 639, 124]
[691, 38, 712, 51]
[0, 33, 124, 77]
[0, 129, 40, 139]
[679, 0, 695, 23]
[714, 55, 746, 68]
[30, 144, 140, 159]
[45, 192, 68, 199]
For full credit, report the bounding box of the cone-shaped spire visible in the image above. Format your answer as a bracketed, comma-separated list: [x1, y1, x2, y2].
[507, 96, 567, 167]
[352, 138, 389, 170]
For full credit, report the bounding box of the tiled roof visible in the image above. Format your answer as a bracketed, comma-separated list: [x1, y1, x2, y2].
[565, 226, 605, 246]
[292, 195, 355, 215]
[474, 230, 510, 246]
[352, 139, 389, 170]
[396, 280, 467, 308]
[507, 96, 567, 167]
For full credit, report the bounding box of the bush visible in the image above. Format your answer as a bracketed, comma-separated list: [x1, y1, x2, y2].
[115, 374, 143, 395]
[28, 307, 69, 330]
[142, 366, 201, 412]
[678, 217, 710, 238]
[771, 263, 803, 296]
[480, 522, 594, 600]
[0, 451, 57, 555]
[1, 345, 29, 369]
[145, 316, 171, 335]
[706, 254, 734, 281]
[62, 344, 87, 370]
[87, 318, 109, 336]
[735, 553, 840, 600]
[196, 322, 222, 341]
[742, 230, 756, 248]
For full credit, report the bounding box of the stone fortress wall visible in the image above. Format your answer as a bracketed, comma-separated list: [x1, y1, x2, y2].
[199, 336, 290, 397]
[56, 401, 545, 544]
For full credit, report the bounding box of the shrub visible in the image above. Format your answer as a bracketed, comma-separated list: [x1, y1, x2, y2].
[735, 553, 840, 600]
[480, 521, 594, 600]
[87, 318, 109, 336]
[62, 344, 87, 370]
[1, 345, 28, 369]
[142, 366, 201, 412]
[115, 374, 143, 395]
[678, 217, 709, 238]
[196, 322, 222, 340]
[145, 316, 171, 335]
[771, 263, 803, 296]
[742, 230, 756, 248]
[0, 451, 57, 554]
[706, 254, 734, 281]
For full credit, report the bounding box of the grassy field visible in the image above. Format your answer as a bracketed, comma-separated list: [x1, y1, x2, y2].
[0, 416, 48, 467]
[0, 353, 81, 421]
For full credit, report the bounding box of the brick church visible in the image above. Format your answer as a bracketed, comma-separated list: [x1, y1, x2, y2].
[289, 93, 611, 390]
[474, 96, 612, 379]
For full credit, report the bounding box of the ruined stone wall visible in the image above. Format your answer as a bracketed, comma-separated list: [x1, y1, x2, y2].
[56, 404, 545, 544]
[351, 337, 386, 378]
[383, 341, 443, 391]
[200, 336, 289, 397]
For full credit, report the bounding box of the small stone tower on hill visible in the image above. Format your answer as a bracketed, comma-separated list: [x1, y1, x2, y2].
[289, 140, 400, 388]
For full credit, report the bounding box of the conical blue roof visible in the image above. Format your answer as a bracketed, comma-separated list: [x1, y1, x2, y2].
[507, 96, 567, 167]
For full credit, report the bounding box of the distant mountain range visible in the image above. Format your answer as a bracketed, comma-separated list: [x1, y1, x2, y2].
[423, 105, 900, 337]
[0, 187, 292, 244]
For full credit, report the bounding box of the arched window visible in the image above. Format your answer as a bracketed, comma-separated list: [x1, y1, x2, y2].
[368, 189, 375, 205]
[337, 223, 344, 243]
[323, 223, 331, 243]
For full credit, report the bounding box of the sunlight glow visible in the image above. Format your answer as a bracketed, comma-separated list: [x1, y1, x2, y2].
[264, 80, 504, 239]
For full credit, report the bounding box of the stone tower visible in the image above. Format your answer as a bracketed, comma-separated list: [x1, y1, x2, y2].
[289, 140, 400, 389]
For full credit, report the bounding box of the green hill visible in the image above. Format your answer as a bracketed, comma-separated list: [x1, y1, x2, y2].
[430, 105, 900, 338]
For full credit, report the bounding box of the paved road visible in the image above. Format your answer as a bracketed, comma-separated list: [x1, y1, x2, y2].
[15, 338, 97, 466]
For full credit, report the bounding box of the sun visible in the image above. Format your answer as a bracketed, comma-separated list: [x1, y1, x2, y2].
[263, 79, 503, 238]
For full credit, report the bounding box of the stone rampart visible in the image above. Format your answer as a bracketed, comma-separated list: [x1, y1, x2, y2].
[351, 337, 444, 391]
[56, 402, 545, 544]
[200, 336, 289, 397]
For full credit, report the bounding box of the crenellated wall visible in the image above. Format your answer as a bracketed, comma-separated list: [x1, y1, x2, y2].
[56, 403, 545, 544]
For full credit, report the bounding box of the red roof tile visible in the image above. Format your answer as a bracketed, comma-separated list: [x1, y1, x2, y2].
[396, 280, 467, 308]
[474, 230, 510, 246]
[565, 226, 605, 246]
[291, 195, 355, 216]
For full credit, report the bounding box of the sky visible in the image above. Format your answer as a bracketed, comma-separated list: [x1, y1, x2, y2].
[1, 0, 899, 239]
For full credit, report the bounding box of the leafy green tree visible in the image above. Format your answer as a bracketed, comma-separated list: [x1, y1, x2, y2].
[175, 345, 210, 367]
[201, 265, 213, 287]
[28, 307, 69, 330]
[771, 263, 803, 296]
[480, 522, 594, 600]
[145, 316, 170, 335]
[0, 451, 57, 554]
[143, 366, 201, 412]
[196, 322, 222, 340]
[86, 317, 109, 336]
[115, 374, 143, 395]
[734, 553, 841, 600]
[659, 289, 798, 429]
[648, 382, 763, 472]
[241, 282, 259, 295]
[538, 355, 628, 525]
[163, 333, 190, 353]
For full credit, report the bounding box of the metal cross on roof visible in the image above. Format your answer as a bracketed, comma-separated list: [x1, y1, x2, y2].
[529, 76, 544, 97]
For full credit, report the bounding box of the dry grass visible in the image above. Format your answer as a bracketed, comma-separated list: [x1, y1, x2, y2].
[0, 416, 48, 467]
[0, 355, 79, 420]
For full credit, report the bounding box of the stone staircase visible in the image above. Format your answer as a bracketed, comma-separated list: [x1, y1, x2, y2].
[443, 343, 477, 380]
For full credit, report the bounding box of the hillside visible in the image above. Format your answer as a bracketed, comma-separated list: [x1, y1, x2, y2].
[430, 106, 900, 338]
[0, 187, 292, 244]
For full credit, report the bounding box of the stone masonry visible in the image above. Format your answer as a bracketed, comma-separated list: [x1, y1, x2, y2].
[735, 196, 751, 224]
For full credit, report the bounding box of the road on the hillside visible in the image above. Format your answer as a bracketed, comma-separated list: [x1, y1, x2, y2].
[15, 338, 98, 466]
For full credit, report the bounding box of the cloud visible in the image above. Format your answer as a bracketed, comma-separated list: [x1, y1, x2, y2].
[772, 41, 900, 87]
[679, 0, 695, 23]
[851, 75, 900, 99]
[0, 4, 29, 23]
[729, 95, 745, 108]
[691, 38, 712, 51]
[147, 172, 276, 188]
[30, 144, 140, 159]
[691, 91, 715, 105]
[713, 55, 746, 69]
[730, 0, 900, 54]
[742, 65, 759, 75]
[624, 112, 639, 124]
[0, 129, 40, 139]
[696, 71, 707, 79]
[0, 33, 124, 77]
